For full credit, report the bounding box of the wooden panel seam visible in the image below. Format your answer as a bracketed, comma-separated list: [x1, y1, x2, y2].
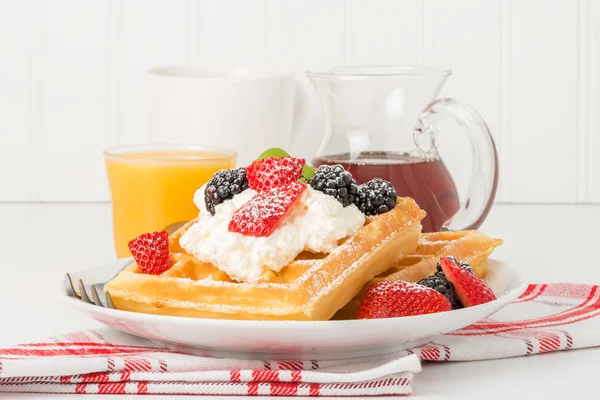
[577, 0, 591, 202]
[500, 0, 512, 202]
[28, 0, 46, 202]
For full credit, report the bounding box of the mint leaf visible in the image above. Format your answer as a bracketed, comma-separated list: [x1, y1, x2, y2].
[254, 147, 316, 181]
[301, 164, 316, 180]
[255, 147, 291, 160]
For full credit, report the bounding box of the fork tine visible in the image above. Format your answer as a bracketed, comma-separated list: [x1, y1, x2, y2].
[64, 273, 79, 298]
[105, 291, 116, 309]
[78, 279, 93, 304]
[90, 285, 104, 307]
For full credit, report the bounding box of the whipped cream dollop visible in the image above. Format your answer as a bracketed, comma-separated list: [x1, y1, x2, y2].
[179, 184, 366, 282]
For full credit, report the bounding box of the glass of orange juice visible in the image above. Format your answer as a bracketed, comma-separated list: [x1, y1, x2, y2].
[104, 144, 237, 258]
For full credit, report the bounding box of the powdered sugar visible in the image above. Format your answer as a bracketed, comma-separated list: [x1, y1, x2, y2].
[229, 182, 306, 236]
[179, 185, 365, 282]
[246, 157, 305, 191]
[369, 281, 434, 296]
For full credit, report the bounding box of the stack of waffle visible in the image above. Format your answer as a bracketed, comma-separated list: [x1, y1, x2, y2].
[105, 198, 502, 321]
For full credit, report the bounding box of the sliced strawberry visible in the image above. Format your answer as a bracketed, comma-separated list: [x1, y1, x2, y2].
[439, 257, 496, 307]
[228, 181, 306, 237]
[128, 231, 170, 275]
[246, 157, 305, 191]
[357, 280, 451, 319]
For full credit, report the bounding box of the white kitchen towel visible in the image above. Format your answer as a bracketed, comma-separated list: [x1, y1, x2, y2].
[0, 283, 599, 396]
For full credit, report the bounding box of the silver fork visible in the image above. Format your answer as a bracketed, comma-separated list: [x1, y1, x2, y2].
[63, 264, 129, 308]
[64, 221, 187, 308]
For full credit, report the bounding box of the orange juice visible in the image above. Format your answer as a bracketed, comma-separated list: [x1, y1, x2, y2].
[104, 145, 236, 258]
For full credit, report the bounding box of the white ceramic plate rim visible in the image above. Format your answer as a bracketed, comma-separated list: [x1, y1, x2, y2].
[63, 258, 528, 328]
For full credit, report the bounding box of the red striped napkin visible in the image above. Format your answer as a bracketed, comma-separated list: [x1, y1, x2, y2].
[1, 283, 599, 397]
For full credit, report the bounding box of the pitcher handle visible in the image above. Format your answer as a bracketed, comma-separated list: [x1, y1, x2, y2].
[414, 98, 499, 231]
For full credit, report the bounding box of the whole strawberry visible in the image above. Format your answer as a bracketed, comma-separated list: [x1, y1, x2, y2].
[439, 257, 496, 307]
[246, 157, 305, 192]
[128, 231, 170, 275]
[357, 281, 451, 319]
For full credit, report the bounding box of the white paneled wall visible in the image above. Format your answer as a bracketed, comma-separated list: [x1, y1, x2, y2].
[592, 0, 600, 201]
[0, 0, 597, 203]
[509, 0, 579, 203]
[0, 1, 31, 201]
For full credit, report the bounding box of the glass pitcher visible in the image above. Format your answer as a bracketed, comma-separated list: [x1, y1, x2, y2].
[306, 66, 498, 232]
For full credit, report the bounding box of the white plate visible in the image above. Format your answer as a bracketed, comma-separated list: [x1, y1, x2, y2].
[64, 259, 527, 360]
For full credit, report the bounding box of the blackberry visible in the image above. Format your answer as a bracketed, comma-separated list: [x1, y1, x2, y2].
[308, 164, 358, 207]
[355, 178, 397, 215]
[460, 262, 475, 275]
[436, 256, 475, 275]
[204, 168, 248, 215]
[418, 272, 460, 309]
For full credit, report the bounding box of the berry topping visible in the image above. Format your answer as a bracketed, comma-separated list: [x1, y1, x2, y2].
[439, 257, 496, 307]
[436, 256, 475, 275]
[357, 280, 451, 319]
[355, 178, 397, 215]
[308, 164, 359, 207]
[246, 157, 305, 192]
[418, 272, 459, 309]
[204, 168, 248, 215]
[228, 181, 306, 237]
[128, 231, 170, 275]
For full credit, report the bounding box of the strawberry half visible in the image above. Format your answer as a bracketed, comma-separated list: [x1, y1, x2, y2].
[246, 157, 305, 191]
[229, 181, 306, 237]
[128, 231, 170, 275]
[439, 257, 496, 307]
[357, 281, 451, 319]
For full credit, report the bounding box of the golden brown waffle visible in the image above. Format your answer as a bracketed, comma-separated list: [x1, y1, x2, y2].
[104, 197, 426, 321]
[333, 230, 503, 319]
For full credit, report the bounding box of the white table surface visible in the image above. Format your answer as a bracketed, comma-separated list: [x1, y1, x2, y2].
[1, 203, 598, 399]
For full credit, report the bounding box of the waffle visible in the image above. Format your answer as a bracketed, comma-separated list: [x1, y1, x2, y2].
[104, 197, 426, 321]
[333, 230, 503, 319]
